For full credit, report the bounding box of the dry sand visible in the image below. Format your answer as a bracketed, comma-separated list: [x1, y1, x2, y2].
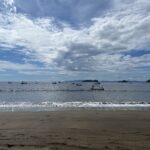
[0, 110, 150, 150]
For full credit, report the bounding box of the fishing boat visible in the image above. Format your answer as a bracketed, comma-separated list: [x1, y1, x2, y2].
[91, 83, 104, 91]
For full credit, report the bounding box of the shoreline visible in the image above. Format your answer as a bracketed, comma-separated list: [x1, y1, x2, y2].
[0, 110, 150, 150]
[1, 101, 150, 112]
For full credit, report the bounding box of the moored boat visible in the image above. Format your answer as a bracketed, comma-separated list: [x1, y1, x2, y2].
[91, 83, 104, 91]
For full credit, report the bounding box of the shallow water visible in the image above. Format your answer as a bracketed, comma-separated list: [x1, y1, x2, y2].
[0, 81, 150, 111]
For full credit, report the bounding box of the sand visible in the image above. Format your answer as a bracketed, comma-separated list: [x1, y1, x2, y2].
[0, 110, 150, 150]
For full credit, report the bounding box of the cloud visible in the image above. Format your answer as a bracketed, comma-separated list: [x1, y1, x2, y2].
[0, 60, 37, 71]
[0, 0, 150, 79]
[0, 0, 16, 13]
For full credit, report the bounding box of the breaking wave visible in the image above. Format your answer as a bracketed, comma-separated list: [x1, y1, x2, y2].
[0, 101, 150, 111]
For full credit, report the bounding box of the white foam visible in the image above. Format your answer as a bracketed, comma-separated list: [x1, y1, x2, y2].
[0, 101, 150, 108]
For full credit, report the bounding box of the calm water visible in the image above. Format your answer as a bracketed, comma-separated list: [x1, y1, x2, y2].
[0, 81, 150, 111]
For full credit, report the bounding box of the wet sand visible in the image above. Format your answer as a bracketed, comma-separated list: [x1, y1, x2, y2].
[0, 110, 150, 150]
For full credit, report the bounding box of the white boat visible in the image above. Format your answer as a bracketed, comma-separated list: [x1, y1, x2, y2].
[91, 83, 104, 90]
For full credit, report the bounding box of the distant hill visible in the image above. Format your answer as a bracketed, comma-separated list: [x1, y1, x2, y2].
[82, 80, 99, 82]
[146, 79, 150, 83]
[118, 80, 129, 83]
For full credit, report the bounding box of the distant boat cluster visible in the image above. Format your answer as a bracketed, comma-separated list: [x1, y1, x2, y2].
[6, 80, 105, 91]
[51, 80, 105, 91]
[5, 79, 150, 92]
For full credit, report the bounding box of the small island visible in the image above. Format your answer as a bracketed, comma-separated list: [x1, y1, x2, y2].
[146, 79, 150, 83]
[20, 81, 28, 84]
[82, 80, 99, 82]
[118, 80, 129, 83]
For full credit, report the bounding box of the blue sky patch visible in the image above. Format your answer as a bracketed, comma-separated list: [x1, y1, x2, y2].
[0, 50, 26, 63]
[124, 50, 150, 57]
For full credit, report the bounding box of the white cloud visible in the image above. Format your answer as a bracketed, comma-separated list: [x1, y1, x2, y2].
[90, 54, 150, 72]
[1, 0, 16, 13]
[0, 0, 150, 77]
[0, 60, 37, 71]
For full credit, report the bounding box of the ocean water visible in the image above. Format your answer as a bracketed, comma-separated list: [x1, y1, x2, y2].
[0, 81, 150, 111]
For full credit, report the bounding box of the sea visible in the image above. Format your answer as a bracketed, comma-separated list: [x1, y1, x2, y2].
[0, 81, 150, 111]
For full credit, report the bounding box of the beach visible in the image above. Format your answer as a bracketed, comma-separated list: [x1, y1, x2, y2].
[0, 110, 150, 150]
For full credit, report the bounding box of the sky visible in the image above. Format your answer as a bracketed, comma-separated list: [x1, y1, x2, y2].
[0, 0, 150, 81]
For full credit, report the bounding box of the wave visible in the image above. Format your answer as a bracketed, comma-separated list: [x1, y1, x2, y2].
[0, 101, 150, 109]
[0, 89, 150, 92]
